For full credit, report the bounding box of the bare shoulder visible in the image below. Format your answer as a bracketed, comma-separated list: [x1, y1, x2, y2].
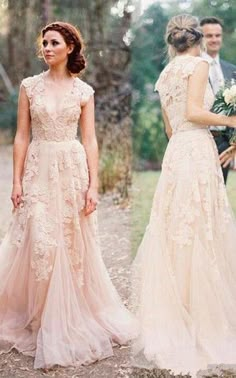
[221, 59, 236, 71]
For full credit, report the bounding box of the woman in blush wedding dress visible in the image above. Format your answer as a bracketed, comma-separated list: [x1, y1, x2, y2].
[0, 22, 137, 369]
[132, 14, 236, 377]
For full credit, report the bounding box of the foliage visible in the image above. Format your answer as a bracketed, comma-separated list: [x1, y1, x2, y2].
[0, 92, 18, 136]
[133, 102, 167, 165]
[99, 147, 131, 197]
[131, 3, 168, 165]
[212, 84, 236, 116]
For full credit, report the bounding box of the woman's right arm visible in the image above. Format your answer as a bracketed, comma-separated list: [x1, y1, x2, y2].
[186, 61, 236, 128]
[11, 85, 31, 209]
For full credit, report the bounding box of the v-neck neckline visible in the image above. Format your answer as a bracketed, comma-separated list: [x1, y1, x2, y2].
[42, 72, 76, 121]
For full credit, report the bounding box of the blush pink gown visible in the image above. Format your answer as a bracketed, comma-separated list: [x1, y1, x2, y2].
[132, 56, 236, 377]
[0, 73, 137, 369]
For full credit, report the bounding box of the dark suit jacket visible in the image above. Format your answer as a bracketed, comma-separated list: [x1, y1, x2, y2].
[208, 58, 236, 91]
[209, 58, 236, 138]
[221, 59, 236, 137]
[220, 59, 236, 82]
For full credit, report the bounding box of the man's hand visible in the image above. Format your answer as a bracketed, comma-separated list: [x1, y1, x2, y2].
[219, 145, 236, 168]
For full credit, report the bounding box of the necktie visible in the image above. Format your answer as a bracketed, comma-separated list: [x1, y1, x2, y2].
[211, 59, 222, 95]
[210, 59, 226, 130]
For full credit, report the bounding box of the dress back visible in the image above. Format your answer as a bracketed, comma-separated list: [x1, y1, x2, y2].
[155, 55, 214, 133]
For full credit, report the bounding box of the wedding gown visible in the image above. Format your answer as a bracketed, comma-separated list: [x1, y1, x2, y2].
[132, 55, 236, 376]
[0, 73, 137, 369]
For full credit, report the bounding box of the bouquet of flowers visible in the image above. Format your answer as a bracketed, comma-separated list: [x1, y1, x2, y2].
[212, 80, 236, 144]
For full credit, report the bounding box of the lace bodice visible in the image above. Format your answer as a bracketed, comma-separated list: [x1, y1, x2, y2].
[155, 55, 214, 133]
[21, 73, 94, 142]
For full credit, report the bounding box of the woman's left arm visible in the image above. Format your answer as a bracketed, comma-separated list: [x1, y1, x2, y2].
[80, 95, 99, 216]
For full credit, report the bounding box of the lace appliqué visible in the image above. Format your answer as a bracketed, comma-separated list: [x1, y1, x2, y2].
[149, 131, 231, 247]
[21, 74, 94, 142]
[154, 56, 214, 134]
[11, 74, 93, 282]
[151, 56, 231, 247]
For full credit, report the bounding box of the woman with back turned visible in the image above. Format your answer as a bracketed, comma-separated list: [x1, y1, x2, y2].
[132, 14, 236, 377]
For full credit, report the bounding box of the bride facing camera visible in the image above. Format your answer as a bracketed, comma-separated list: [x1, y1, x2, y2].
[0, 21, 137, 369]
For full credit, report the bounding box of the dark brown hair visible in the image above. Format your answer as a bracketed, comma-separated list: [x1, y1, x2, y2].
[200, 17, 223, 28]
[40, 21, 86, 74]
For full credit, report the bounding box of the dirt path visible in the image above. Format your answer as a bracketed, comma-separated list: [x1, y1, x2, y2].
[0, 145, 132, 378]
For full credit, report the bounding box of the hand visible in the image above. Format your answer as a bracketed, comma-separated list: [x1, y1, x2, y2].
[219, 145, 236, 168]
[11, 183, 23, 209]
[84, 186, 98, 216]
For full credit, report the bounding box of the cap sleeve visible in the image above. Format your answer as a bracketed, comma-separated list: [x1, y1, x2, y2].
[21, 76, 34, 101]
[183, 57, 209, 79]
[21, 75, 42, 103]
[79, 81, 95, 106]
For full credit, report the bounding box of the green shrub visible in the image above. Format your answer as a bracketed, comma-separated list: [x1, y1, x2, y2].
[0, 92, 18, 138]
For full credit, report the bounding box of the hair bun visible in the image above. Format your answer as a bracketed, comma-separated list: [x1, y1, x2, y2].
[165, 15, 203, 56]
[68, 51, 86, 74]
[167, 28, 188, 52]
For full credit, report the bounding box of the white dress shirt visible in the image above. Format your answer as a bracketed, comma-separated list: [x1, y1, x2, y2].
[202, 52, 226, 131]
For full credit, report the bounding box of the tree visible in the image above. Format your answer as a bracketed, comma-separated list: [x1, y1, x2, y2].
[131, 3, 168, 165]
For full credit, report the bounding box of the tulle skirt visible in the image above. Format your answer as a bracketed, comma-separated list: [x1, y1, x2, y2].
[0, 139, 137, 368]
[132, 129, 236, 377]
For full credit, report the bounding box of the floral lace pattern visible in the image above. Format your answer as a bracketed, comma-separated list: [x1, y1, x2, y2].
[131, 56, 236, 377]
[155, 56, 214, 133]
[149, 129, 231, 248]
[21, 73, 94, 141]
[11, 74, 94, 281]
[150, 56, 231, 247]
[0, 74, 138, 370]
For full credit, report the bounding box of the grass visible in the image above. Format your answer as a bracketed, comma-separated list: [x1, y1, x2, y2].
[131, 170, 236, 255]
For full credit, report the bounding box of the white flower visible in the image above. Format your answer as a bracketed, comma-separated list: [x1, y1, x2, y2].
[230, 84, 236, 96]
[223, 85, 236, 105]
[223, 88, 230, 98]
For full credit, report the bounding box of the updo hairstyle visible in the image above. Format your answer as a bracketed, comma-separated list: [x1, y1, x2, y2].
[41, 21, 86, 74]
[166, 14, 203, 58]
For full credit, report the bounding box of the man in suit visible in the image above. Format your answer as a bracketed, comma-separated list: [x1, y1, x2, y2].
[200, 17, 236, 183]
